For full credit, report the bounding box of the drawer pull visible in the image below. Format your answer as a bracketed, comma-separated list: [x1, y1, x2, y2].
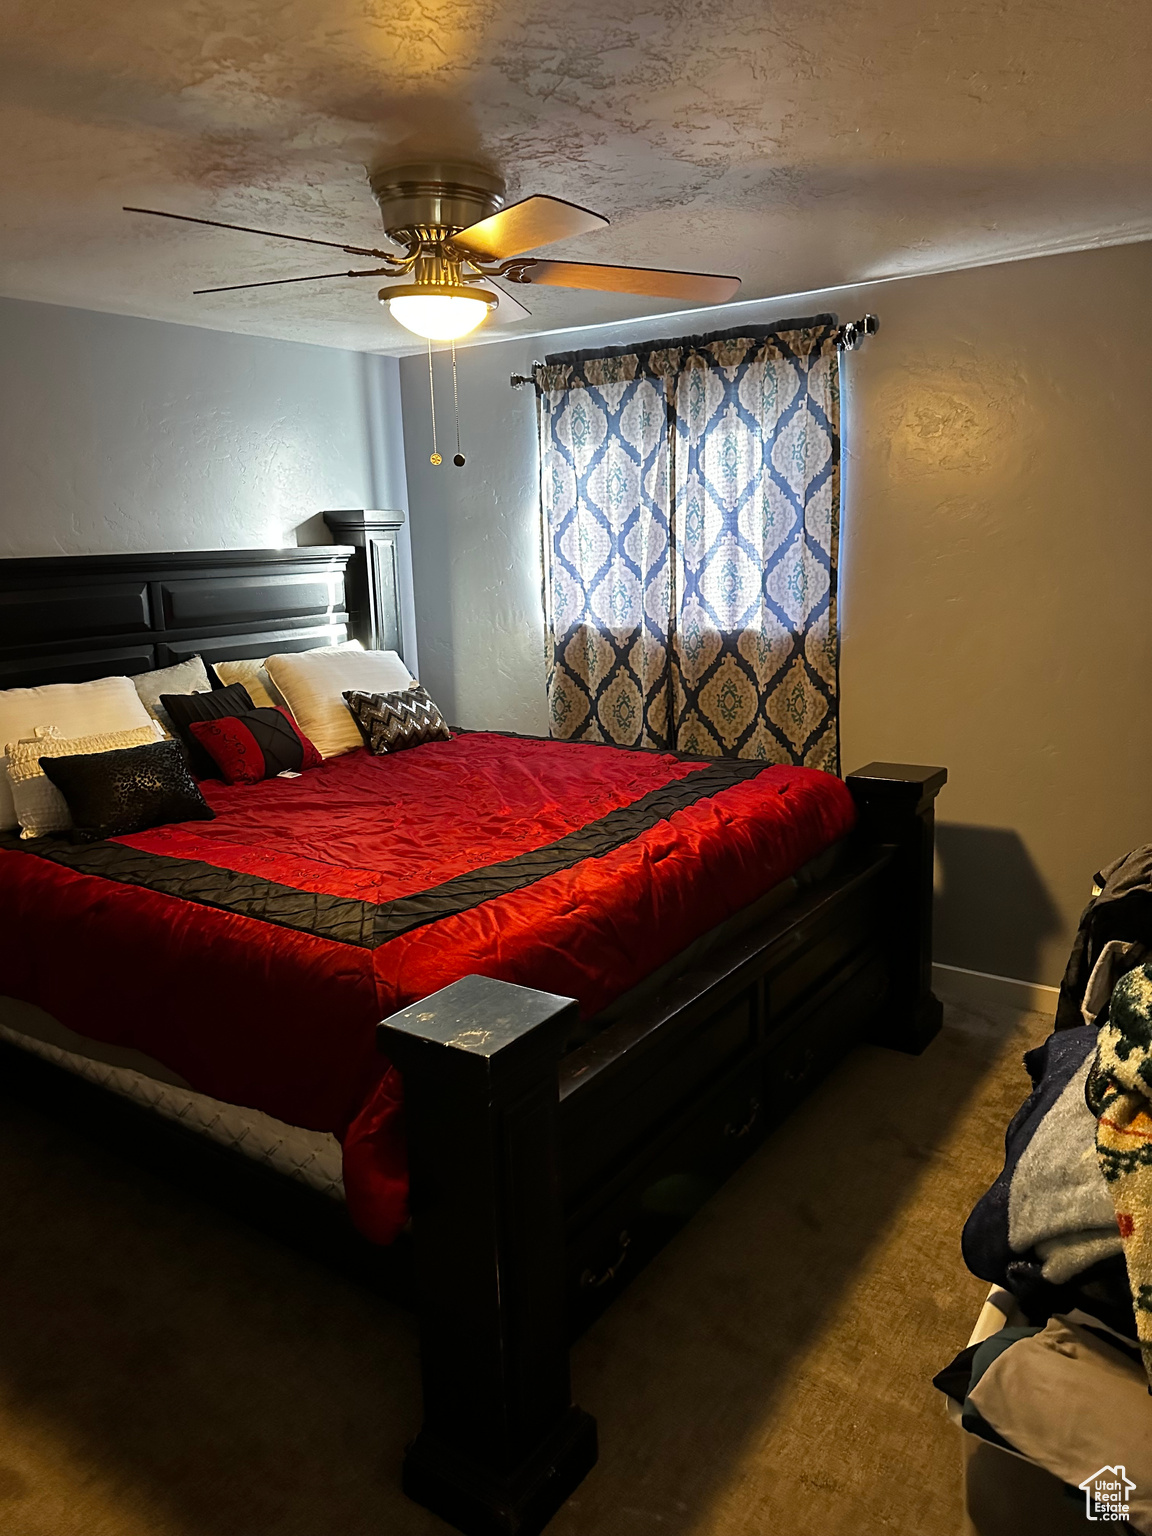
[782, 1048, 816, 1087]
[580, 1230, 631, 1290]
[724, 1096, 761, 1140]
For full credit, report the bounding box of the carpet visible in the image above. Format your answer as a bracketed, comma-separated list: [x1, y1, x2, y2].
[0, 999, 1050, 1536]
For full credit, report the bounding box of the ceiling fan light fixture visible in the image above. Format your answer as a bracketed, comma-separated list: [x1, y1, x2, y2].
[382, 283, 498, 341]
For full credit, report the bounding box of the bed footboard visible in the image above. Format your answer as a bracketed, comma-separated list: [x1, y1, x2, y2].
[378, 976, 597, 1536]
[379, 760, 946, 1535]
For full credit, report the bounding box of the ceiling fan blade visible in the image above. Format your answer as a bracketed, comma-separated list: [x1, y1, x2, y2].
[451, 195, 608, 261]
[124, 206, 394, 260]
[515, 260, 740, 304]
[488, 281, 533, 322]
[194, 267, 392, 295]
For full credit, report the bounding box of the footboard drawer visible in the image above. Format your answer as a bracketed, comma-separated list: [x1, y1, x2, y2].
[559, 991, 755, 1202]
[764, 884, 879, 1022]
[762, 950, 888, 1125]
[565, 1065, 765, 1323]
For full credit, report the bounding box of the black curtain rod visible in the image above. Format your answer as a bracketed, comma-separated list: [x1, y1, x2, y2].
[509, 312, 878, 388]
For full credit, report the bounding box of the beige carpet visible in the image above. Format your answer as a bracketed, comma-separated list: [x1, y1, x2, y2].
[0, 999, 1051, 1536]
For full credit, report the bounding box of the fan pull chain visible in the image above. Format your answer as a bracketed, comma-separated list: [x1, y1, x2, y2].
[451, 341, 465, 466]
[427, 339, 441, 466]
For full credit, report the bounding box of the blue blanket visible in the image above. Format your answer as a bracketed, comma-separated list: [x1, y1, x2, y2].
[962, 1025, 1134, 1335]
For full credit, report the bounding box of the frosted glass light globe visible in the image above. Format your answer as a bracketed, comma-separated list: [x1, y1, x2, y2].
[388, 293, 491, 341]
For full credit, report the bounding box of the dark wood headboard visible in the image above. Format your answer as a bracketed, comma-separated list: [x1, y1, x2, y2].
[0, 531, 402, 690]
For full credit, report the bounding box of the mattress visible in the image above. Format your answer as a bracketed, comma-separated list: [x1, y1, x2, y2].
[0, 998, 344, 1198]
[0, 731, 856, 1243]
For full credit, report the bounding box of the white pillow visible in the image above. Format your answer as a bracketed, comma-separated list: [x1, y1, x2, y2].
[132, 655, 212, 736]
[211, 658, 287, 711]
[0, 675, 155, 830]
[5, 721, 163, 839]
[264, 648, 413, 759]
[214, 643, 362, 713]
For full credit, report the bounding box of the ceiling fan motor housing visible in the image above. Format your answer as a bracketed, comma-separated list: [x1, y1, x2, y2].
[369, 162, 505, 242]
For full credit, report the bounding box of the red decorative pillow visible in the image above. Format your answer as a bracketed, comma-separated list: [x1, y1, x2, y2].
[187, 708, 321, 785]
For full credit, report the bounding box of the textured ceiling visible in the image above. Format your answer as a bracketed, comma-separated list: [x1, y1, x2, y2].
[2, 0, 1150, 354]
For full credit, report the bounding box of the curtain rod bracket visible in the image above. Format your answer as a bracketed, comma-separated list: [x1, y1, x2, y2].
[838, 314, 878, 351]
[510, 363, 544, 390]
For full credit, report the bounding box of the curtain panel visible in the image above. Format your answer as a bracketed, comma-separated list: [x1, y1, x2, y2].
[536, 315, 842, 770]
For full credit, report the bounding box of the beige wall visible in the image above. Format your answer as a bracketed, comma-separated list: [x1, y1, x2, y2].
[402, 240, 1152, 987]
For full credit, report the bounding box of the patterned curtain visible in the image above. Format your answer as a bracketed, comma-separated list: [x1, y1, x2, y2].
[537, 316, 842, 769]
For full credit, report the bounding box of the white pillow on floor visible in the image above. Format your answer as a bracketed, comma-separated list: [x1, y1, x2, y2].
[264, 648, 413, 759]
[5, 721, 164, 838]
[0, 675, 155, 830]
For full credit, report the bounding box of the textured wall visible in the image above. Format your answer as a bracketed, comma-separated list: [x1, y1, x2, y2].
[401, 345, 545, 732]
[0, 295, 418, 663]
[403, 240, 1152, 986]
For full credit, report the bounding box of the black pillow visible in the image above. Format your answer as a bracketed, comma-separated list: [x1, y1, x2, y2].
[160, 682, 255, 778]
[39, 739, 216, 842]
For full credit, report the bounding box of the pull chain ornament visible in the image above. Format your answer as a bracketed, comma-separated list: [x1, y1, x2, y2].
[427, 338, 441, 465]
[451, 340, 465, 466]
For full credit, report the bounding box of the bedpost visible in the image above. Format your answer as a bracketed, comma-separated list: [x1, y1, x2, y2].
[846, 762, 947, 1055]
[378, 975, 598, 1536]
[321, 509, 405, 656]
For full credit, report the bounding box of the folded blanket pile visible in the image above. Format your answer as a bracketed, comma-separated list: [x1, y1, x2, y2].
[961, 1025, 1134, 1337]
[961, 851, 1152, 1349]
[942, 850, 1152, 1495]
[1088, 961, 1152, 1383]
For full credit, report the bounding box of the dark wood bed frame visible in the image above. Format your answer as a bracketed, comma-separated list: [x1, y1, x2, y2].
[0, 536, 946, 1536]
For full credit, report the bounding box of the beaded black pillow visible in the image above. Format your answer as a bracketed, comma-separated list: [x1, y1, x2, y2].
[343, 683, 452, 755]
[39, 739, 216, 842]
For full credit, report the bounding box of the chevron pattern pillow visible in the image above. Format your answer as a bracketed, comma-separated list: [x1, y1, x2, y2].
[343, 683, 452, 755]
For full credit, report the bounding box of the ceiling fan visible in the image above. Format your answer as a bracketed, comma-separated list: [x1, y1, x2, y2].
[125, 161, 741, 342]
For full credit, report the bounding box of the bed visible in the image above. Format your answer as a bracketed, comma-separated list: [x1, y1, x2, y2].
[0, 539, 947, 1536]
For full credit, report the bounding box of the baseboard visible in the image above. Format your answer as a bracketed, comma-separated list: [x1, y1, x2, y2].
[932, 962, 1060, 1018]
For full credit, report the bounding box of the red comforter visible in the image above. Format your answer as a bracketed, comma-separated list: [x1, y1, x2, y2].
[0, 733, 855, 1241]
